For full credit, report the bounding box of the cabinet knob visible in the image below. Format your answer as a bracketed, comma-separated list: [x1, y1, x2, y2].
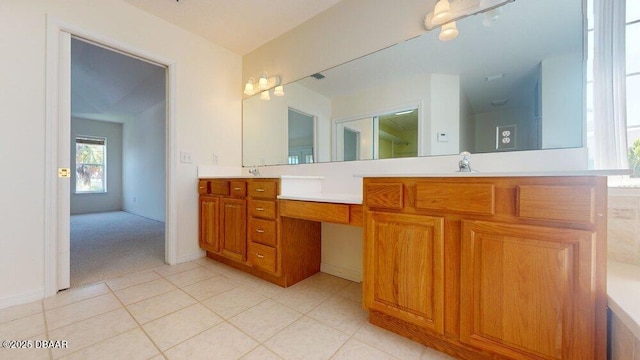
[256, 253, 264, 259]
[256, 229, 265, 233]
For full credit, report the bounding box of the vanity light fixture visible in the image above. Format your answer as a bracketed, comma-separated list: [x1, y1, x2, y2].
[424, 0, 514, 41]
[243, 74, 283, 99]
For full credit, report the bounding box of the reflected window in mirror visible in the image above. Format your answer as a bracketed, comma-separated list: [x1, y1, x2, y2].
[378, 109, 418, 159]
[288, 108, 315, 164]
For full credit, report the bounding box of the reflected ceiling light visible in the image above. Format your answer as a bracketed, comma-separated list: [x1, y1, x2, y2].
[243, 77, 255, 96]
[491, 98, 508, 106]
[394, 109, 415, 116]
[432, 0, 452, 25]
[273, 85, 285, 97]
[260, 90, 271, 101]
[439, 21, 459, 41]
[482, 7, 503, 27]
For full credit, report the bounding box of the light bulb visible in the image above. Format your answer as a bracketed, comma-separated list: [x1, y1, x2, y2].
[432, 0, 451, 25]
[439, 21, 458, 41]
[260, 90, 270, 100]
[258, 73, 268, 90]
[273, 85, 284, 97]
[243, 78, 255, 95]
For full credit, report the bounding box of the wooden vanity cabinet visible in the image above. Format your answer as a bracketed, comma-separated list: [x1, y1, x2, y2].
[198, 178, 321, 287]
[363, 176, 607, 360]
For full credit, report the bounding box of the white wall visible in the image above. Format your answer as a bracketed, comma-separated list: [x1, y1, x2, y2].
[122, 102, 166, 222]
[0, 0, 241, 308]
[428, 74, 460, 155]
[475, 108, 536, 153]
[459, 91, 475, 152]
[70, 118, 123, 214]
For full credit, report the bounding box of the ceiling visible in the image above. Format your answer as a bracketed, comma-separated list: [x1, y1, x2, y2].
[124, 0, 344, 55]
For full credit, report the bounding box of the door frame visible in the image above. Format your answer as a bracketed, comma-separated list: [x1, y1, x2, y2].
[44, 16, 178, 296]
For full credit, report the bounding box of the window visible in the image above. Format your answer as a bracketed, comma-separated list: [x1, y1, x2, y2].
[588, 1, 640, 183]
[75, 136, 106, 193]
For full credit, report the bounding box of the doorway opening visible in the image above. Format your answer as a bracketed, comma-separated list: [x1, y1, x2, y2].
[69, 37, 167, 287]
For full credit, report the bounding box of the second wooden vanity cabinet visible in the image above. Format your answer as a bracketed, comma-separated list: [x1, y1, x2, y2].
[198, 178, 321, 287]
[363, 176, 607, 360]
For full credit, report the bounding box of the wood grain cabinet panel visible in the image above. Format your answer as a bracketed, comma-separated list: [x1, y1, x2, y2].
[364, 211, 445, 334]
[199, 196, 219, 252]
[248, 218, 277, 247]
[517, 185, 596, 225]
[416, 183, 495, 215]
[460, 220, 597, 360]
[220, 198, 247, 262]
[279, 200, 350, 224]
[248, 181, 278, 199]
[365, 183, 404, 209]
[248, 199, 277, 219]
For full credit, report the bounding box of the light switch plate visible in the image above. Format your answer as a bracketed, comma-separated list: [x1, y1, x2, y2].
[180, 151, 193, 163]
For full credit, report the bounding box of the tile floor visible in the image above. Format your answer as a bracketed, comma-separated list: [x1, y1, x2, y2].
[0, 257, 454, 360]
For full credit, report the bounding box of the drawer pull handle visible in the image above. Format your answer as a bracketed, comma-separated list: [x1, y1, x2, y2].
[198, 186, 205, 189]
[255, 207, 265, 211]
[256, 229, 265, 233]
[234, 187, 242, 191]
[255, 188, 265, 192]
[256, 253, 264, 259]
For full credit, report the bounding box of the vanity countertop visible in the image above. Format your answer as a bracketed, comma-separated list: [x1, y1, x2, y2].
[354, 169, 630, 178]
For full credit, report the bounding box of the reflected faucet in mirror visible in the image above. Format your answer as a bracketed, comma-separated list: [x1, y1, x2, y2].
[249, 166, 261, 176]
[458, 151, 473, 172]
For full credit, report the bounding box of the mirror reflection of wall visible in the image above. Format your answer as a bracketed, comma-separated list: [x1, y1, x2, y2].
[287, 108, 315, 164]
[378, 109, 418, 159]
[242, 0, 584, 167]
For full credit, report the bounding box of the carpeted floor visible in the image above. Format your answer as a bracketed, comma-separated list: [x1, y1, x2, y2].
[70, 211, 166, 287]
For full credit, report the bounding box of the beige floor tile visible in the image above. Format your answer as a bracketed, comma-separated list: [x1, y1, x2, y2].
[264, 316, 349, 360]
[126, 289, 197, 324]
[299, 272, 352, 294]
[245, 278, 285, 298]
[192, 257, 235, 274]
[149, 355, 167, 360]
[49, 308, 137, 359]
[240, 345, 283, 360]
[152, 261, 201, 277]
[353, 322, 426, 360]
[142, 303, 222, 351]
[201, 286, 267, 319]
[420, 347, 456, 359]
[0, 334, 51, 360]
[307, 296, 368, 335]
[181, 276, 240, 301]
[0, 300, 42, 324]
[45, 293, 122, 330]
[114, 278, 176, 305]
[272, 283, 332, 313]
[165, 267, 218, 287]
[0, 312, 45, 340]
[336, 282, 363, 303]
[163, 322, 257, 360]
[220, 268, 261, 286]
[58, 328, 158, 360]
[106, 270, 161, 291]
[331, 338, 399, 360]
[229, 299, 301, 342]
[44, 283, 110, 310]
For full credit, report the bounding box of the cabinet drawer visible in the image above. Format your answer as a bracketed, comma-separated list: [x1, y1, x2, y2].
[248, 242, 276, 273]
[248, 180, 278, 199]
[416, 183, 495, 215]
[279, 200, 350, 224]
[248, 199, 277, 219]
[198, 180, 208, 195]
[249, 218, 277, 246]
[365, 183, 403, 209]
[209, 180, 230, 196]
[517, 185, 596, 225]
[230, 181, 247, 198]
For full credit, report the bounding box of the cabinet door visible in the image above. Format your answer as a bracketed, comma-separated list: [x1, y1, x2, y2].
[199, 196, 219, 252]
[220, 197, 247, 262]
[364, 211, 445, 334]
[460, 220, 597, 360]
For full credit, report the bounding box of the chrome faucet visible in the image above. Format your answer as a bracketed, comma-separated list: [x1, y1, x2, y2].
[248, 166, 261, 176]
[458, 151, 472, 172]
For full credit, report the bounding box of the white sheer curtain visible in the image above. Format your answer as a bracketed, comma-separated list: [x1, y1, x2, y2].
[594, 0, 628, 169]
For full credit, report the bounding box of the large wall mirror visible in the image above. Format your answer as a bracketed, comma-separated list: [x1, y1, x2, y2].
[242, 0, 584, 167]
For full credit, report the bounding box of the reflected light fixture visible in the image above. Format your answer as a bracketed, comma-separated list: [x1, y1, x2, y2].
[273, 85, 285, 97]
[258, 73, 269, 90]
[260, 90, 271, 101]
[439, 21, 459, 41]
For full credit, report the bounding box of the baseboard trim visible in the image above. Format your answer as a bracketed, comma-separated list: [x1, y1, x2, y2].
[321, 263, 362, 282]
[0, 288, 45, 310]
[175, 250, 206, 264]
